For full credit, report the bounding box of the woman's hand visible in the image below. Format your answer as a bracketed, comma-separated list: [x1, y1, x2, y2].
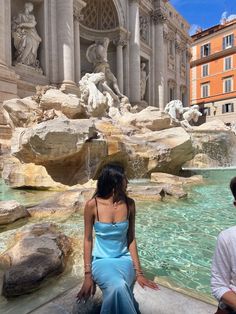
[76, 276, 96, 303]
[136, 275, 160, 290]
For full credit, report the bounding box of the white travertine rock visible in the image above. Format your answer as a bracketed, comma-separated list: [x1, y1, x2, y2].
[40, 89, 87, 119]
[125, 127, 194, 177]
[2, 97, 40, 128]
[10, 117, 107, 186]
[119, 106, 171, 131]
[193, 119, 230, 131]
[11, 117, 97, 163]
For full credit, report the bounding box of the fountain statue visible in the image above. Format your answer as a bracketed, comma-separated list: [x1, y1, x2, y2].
[12, 2, 42, 72]
[164, 99, 185, 125]
[164, 100, 202, 130]
[86, 37, 125, 102]
[181, 105, 202, 129]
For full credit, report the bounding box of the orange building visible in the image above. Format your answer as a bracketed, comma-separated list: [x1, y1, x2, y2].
[190, 19, 236, 123]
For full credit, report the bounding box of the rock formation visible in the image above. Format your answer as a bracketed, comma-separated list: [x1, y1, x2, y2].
[0, 200, 28, 224]
[1, 223, 72, 297]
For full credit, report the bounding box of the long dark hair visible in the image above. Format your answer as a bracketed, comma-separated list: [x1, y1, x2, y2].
[94, 164, 127, 203]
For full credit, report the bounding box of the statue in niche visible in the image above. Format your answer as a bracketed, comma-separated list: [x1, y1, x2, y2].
[140, 62, 149, 101]
[86, 38, 125, 103]
[12, 2, 42, 72]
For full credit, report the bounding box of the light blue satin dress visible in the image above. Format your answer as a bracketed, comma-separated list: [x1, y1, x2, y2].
[92, 213, 137, 314]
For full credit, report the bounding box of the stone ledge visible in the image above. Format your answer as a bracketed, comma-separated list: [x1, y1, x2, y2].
[30, 282, 217, 314]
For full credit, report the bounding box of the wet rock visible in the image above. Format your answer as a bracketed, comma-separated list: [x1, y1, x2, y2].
[2, 156, 67, 190]
[1, 223, 72, 297]
[27, 188, 94, 218]
[183, 153, 219, 169]
[0, 200, 28, 225]
[128, 183, 187, 200]
[151, 172, 203, 186]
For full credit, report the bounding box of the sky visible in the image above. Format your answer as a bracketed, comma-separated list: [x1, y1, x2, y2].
[169, 0, 236, 35]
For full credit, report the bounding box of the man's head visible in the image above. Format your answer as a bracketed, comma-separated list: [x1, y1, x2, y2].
[230, 177, 236, 205]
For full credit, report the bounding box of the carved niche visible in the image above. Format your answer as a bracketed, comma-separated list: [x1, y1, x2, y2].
[80, 0, 119, 30]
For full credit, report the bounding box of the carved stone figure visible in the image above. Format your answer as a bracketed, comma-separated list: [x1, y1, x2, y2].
[181, 105, 202, 129]
[140, 63, 149, 100]
[12, 2, 42, 71]
[140, 16, 149, 43]
[86, 38, 124, 102]
[164, 100, 202, 129]
[164, 100, 184, 125]
[79, 72, 109, 117]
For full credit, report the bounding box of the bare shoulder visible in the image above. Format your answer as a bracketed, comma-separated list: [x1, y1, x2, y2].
[127, 197, 136, 212]
[84, 198, 96, 214]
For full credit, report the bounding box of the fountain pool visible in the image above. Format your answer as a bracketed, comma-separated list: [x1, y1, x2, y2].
[0, 167, 236, 312]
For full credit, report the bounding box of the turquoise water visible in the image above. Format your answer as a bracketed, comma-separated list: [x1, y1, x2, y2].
[136, 168, 236, 299]
[0, 168, 236, 311]
[0, 178, 59, 205]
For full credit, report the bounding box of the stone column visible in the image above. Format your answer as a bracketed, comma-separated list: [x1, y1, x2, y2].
[123, 43, 130, 97]
[57, 0, 75, 85]
[114, 38, 127, 94]
[0, 0, 18, 106]
[186, 49, 192, 106]
[49, 0, 58, 84]
[163, 23, 169, 106]
[175, 43, 182, 100]
[0, 0, 11, 67]
[129, 0, 141, 103]
[151, 8, 167, 111]
[74, 0, 86, 84]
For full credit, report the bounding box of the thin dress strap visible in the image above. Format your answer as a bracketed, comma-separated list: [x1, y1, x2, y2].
[126, 196, 130, 220]
[94, 197, 100, 222]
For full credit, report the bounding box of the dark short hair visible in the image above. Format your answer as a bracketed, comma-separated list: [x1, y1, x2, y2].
[94, 164, 127, 202]
[230, 177, 236, 200]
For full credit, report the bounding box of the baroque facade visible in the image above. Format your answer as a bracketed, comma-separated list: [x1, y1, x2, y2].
[0, 0, 191, 116]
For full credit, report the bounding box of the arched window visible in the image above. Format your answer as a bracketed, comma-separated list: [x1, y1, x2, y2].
[81, 0, 119, 30]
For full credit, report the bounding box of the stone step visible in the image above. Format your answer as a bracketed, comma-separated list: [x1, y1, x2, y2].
[0, 125, 12, 140]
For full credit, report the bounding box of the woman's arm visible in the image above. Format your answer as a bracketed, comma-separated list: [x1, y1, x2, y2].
[127, 198, 159, 290]
[76, 200, 96, 302]
[83, 200, 94, 271]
